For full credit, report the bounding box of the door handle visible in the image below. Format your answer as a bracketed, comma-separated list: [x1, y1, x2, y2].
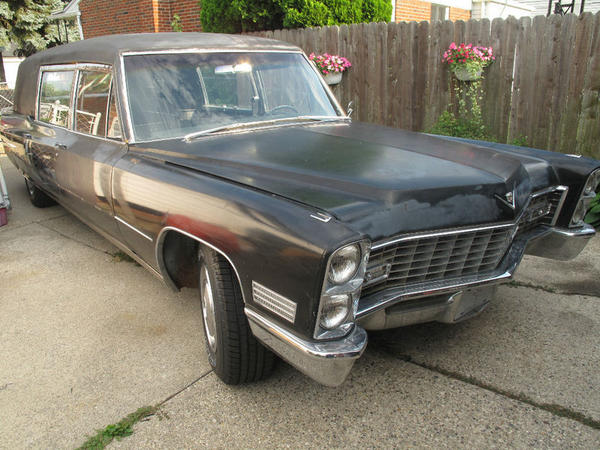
[23, 133, 32, 156]
[55, 143, 67, 150]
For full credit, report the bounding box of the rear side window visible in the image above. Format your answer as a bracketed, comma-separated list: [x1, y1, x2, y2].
[39, 71, 74, 127]
[75, 70, 111, 137]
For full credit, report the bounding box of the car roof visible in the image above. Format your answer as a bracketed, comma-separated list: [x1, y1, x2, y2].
[14, 32, 301, 116]
[26, 32, 300, 65]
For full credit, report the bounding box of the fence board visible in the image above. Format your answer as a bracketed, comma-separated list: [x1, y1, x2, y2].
[576, 12, 600, 157]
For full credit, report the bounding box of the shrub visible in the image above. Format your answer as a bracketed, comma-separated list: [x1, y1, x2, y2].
[427, 81, 495, 141]
[200, 0, 392, 33]
[585, 192, 600, 229]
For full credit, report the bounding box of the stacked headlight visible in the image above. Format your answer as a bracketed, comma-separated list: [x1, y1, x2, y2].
[570, 169, 600, 227]
[315, 241, 370, 339]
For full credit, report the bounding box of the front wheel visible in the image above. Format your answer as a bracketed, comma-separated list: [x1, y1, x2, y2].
[24, 178, 56, 208]
[198, 246, 275, 384]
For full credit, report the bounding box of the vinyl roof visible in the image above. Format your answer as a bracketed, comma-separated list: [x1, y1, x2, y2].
[14, 32, 300, 117]
[24, 32, 300, 66]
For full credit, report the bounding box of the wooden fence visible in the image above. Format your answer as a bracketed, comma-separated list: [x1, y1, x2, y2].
[253, 12, 600, 159]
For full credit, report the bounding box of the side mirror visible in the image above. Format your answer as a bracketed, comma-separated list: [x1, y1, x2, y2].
[346, 101, 354, 118]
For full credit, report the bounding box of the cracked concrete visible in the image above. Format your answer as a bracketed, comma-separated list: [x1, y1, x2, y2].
[1, 154, 599, 448]
[515, 237, 600, 297]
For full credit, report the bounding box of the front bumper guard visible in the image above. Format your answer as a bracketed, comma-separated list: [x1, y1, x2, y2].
[245, 224, 594, 387]
[245, 308, 367, 387]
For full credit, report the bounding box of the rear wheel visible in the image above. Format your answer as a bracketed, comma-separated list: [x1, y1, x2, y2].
[198, 246, 275, 384]
[24, 178, 56, 208]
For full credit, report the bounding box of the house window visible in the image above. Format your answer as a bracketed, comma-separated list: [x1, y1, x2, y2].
[431, 4, 449, 21]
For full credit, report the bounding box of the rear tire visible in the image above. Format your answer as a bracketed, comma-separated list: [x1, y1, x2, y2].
[25, 178, 56, 208]
[198, 246, 275, 384]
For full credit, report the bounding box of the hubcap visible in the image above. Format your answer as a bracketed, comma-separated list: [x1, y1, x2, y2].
[200, 266, 217, 353]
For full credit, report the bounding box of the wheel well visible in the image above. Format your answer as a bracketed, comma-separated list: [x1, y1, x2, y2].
[160, 231, 200, 289]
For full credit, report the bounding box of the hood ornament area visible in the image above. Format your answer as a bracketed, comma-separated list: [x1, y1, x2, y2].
[495, 187, 517, 211]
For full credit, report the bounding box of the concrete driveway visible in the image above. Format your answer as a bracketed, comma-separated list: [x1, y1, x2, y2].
[1, 153, 599, 448]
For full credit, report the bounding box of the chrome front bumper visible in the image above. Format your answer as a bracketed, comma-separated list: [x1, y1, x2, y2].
[245, 308, 367, 387]
[524, 224, 596, 260]
[245, 224, 594, 387]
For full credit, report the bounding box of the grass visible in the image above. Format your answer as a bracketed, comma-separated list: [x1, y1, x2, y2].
[77, 406, 158, 450]
[111, 250, 139, 265]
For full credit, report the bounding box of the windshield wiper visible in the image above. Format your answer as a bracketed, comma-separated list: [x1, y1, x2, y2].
[183, 116, 349, 142]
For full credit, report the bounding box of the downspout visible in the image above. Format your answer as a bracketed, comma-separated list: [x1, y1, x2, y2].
[76, 11, 84, 39]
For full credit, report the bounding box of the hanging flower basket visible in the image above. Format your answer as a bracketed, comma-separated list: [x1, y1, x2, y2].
[443, 42, 494, 82]
[323, 72, 343, 85]
[309, 53, 352, 85]
[453, 66, 483, 81]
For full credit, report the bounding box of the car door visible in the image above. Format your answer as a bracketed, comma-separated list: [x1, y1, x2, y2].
[53, 66, 127, 239]
[30, 68, 77, 198]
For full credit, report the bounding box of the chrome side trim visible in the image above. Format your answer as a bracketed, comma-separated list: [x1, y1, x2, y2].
[154, 226, 246, 301]
[55, 202, 164, 282]
[245, 307, 367, 387]
[115, 216, 153, 241]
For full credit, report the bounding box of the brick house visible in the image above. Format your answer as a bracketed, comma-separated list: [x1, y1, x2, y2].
[78, 0, 201, 38]
[392, 0, 472, 22]
[73, 0, 551, 40]
[392, 0, 538, 22]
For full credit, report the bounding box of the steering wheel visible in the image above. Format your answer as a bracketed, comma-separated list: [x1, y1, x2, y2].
[270, 105, 299, 115]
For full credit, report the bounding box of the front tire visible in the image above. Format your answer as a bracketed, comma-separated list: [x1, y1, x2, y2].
[24, 178, 56, 208]
[198, 246, 275, 384]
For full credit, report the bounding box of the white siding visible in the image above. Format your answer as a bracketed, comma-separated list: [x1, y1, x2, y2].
[519, 0, 600, 16]
[472, 0, 535, 18]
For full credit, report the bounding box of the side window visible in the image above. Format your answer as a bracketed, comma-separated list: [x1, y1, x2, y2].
[107, 87, 122, 139]
[39, 71, 75, 127]
[75, 70, 111, 136]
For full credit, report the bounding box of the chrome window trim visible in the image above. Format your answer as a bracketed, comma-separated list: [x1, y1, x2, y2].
[121, 49, 305, 57]
[36, 67, 77, 128]
[119, 49, 347, 144]
[35, 63, 123, 143]
[155, 226, 246, 301]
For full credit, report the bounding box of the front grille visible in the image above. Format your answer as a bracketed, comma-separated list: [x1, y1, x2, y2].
[361, 226, 514, 297]
[517, 187, 566, 235]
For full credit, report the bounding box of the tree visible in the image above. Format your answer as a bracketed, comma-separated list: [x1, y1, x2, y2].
[199, 0, 392, 34]
[0, 0, 67, 57]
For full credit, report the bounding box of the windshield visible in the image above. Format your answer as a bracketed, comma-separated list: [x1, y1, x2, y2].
[123, 52, 341, 141]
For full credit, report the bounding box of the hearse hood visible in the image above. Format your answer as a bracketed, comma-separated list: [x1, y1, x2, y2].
[135, 122, 560, 241]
